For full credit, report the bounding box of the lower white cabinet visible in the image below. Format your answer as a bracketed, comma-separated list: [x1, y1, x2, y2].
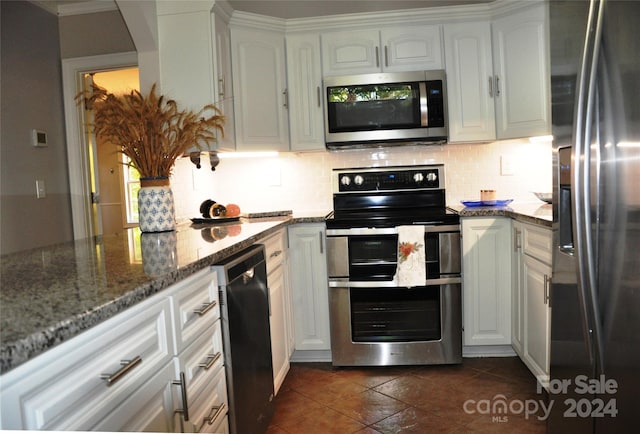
[287, 223, 331, 352]
[0, 268, 228, 432]
[259, 229, 292, 395]
[512, 221, 552, 386]
[461, 217, 512, 347]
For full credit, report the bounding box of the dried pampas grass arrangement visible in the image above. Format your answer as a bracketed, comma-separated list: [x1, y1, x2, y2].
[80, 84, 224, 179]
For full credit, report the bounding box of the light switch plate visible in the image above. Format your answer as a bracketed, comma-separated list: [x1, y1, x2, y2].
[500, 155, 515, 176]
[36, 180, 46, 198]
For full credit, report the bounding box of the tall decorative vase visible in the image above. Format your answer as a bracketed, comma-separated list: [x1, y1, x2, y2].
[138, 177, 176, 232]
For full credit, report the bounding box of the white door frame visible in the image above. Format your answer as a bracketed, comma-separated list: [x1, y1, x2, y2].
[62, 51, 138, 240]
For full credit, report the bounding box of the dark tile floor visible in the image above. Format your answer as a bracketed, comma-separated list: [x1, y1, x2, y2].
[267, 357, 547, 433]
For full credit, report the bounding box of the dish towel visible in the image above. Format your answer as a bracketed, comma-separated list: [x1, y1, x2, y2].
[394, 225, 426, 287]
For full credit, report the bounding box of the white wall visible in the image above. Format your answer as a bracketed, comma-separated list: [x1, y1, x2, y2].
[171, 138, 552, 221]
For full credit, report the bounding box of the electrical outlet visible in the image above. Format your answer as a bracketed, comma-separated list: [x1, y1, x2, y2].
[36, 180, 46, 198]
[500, 156, 515, 176]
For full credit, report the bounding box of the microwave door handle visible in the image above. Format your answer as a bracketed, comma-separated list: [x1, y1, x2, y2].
[419, 82, 428, 126]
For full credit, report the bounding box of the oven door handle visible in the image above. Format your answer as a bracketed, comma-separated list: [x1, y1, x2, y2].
[329, 277, 461, 288]
[326, 225, 459, 236]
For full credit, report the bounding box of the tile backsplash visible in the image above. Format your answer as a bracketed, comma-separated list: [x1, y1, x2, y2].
[171, 139, 552, 220]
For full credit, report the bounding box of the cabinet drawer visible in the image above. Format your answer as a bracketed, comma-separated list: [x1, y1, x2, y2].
[522, 223, 552, 266]
[183, 364, 228, 433]
[0, 297, 173, 430]
[261, 229, 287, 273]
[177, 320, 225, 401]
[169, 269, 220, 354]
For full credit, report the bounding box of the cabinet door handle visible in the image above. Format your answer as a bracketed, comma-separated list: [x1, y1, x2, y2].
[218, 77, 225, 97]
[317, 86, 321, 108]
[269, 250, 283, 259]
[488, 76, 494, 97]
[319, 231, 324, 254]
[495, 75, 501, 97]
[513, 228, 521, 252]
[194, 299, 217, 316]
[200, 352, 222, 370]
[204, 403, 227, 426]
[544, 275, 552, 306]
[384, 45, 389, 67]
[173, 372, 190, 422]
[375, 46, 380, 68]
[100, 355, 142, 386]
[283, 89, 289, 108]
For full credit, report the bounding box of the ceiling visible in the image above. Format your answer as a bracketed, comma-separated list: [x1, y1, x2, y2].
[34, 0, 492, 18]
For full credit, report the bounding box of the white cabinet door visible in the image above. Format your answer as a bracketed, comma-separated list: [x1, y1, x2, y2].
[380, 26, 443, 72]
[462, 217, 512, 346]
[522, 253, 551, 385]
[213, 10, 235, 151]
[444, 21, 497, 142]
[286, 33, 325, 151]
[492, 2, 550, 139]
[231, 26, 289, 151]
[268, 265, 290, 394]
[511, 221, 524, 357]
[321, 29, 380, 76]
[321, 26, 443, 76]
[288, 224, 330, 351]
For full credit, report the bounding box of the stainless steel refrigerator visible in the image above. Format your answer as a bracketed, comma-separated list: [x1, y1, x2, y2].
[549, 0, 640, 432]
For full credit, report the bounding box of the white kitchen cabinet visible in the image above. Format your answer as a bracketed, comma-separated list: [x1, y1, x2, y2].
[286, 33, 325, 151]
[461, 217, 512, 347]
[260, 229, 291, 395]
[0, 268, 227, 433]
[444, 21, 496, 142]
[512, 221, 552, 386]
[321, 25, 443, 76]
[213, 6, 235, 151]
[230, 25, 289, 151]
[491, 2, 550, 139]
[511, 222, 525, 357]
[287, 223, 331, 353]
[444, 2, 550, 142]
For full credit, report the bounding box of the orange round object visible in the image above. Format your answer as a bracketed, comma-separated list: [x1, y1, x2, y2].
[226, 203, 241, 217]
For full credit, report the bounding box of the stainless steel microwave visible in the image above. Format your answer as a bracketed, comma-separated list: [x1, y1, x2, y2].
[324, 70, 448, 150]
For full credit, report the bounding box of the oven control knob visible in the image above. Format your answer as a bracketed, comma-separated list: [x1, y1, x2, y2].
[354, 175, 364, 185]
[340, 175, 351, 186]
[413, 173, 424, 183]
[426, 172, 438, 182]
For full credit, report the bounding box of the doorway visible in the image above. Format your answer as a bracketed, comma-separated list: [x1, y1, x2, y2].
[85, 68, 140, 236]
[61, 51, 138, 240]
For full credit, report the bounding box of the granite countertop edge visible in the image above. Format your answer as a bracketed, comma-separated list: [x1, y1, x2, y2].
[0, 214, 326, 375]
[453, 203, 552, 228]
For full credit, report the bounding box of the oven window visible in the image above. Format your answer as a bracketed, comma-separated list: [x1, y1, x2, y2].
[349, 235, 398, 281]
[327, 82, 421, 132]
[350, 287, 441, 342]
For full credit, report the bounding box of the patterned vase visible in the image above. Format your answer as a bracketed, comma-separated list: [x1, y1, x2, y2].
[138, 177, 176, 233]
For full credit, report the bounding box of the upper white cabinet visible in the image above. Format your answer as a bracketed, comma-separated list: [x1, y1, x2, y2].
[444, 21, 497, 142]
[286, 33, 325, 151]
[321, 25, 443, 76]
[491, 2, 550, 139]
[461, 217, 512, 347]
[212, 6, 235, 151]
[230, 25, 290, 151]
[444, 1, 550, 142]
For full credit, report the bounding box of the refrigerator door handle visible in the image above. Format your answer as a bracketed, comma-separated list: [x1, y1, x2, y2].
[574, 0, 606, 375]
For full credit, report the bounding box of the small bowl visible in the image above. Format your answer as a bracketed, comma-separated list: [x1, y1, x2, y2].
[533, 192, 552, 204]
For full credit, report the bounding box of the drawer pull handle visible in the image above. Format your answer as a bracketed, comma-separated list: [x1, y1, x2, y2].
[173, 372, 190, 422]
[269, 250, 282, 259]
[204, 403, 227, 425]
[100, 356, 142, 386]
[200, 352, 222, 370]
[194, 300, 217, 316]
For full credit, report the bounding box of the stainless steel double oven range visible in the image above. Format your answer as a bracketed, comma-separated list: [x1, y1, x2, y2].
[325, 165, 462, 366]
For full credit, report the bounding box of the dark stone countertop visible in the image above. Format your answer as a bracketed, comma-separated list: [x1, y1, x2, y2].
[0, 212, 328, 374]
[449, 202, 552, 228]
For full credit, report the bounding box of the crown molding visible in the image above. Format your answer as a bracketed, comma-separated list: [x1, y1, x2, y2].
[56, 0, 118, 16]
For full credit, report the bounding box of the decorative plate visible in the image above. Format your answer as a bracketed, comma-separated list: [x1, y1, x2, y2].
[461, 199, 514, 207]
[190, 216, 241, 224]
